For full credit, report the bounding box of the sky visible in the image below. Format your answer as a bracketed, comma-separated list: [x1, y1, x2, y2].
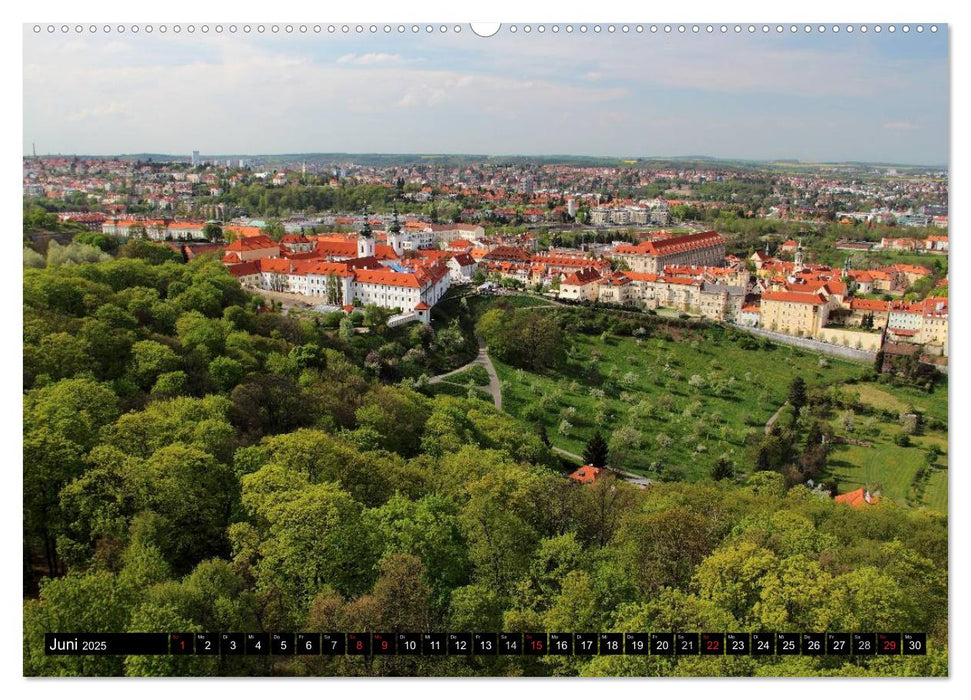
[22, 23, 949, 165]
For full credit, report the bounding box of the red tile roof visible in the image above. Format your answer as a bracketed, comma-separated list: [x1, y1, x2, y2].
[281, 233, 312, 243]
[226, 261, 261, 278]
[483, 245, 532, 262]
[224, 225, 265, 239]
[835, 487, 880, 508]
[761, 291, 828, 306]
[850, 299, 890, 312]
[224, 235, 279, 252]
[568, 465, 603, 484]
[562, 267, 602, 286]
[616, 230, 724, 256]
[624, 272, 660, 282]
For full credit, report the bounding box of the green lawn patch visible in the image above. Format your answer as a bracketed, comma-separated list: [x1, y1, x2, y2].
[444, 365, 490, 387]
[427, 381, 492, 401]
[826, 410, 947, 512]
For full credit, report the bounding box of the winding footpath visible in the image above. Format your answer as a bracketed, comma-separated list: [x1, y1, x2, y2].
[429, 337, 502, 410]
[431, 331, 651, 487]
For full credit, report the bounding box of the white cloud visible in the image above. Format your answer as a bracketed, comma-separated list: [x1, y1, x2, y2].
[337, 52, 405, 66]
[21, 30, 947, 163]
[67, 103, 126, 122]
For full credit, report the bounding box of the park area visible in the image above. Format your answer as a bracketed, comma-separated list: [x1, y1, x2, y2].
[493, 321, 866, 481]
[458, 293, 947, 513]
[826, 381, 948, 513]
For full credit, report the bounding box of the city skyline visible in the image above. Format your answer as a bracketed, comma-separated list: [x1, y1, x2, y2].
[23, 25, 949, 165]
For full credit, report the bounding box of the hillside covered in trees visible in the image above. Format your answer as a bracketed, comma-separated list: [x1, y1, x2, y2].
[22, 247, 947, 677]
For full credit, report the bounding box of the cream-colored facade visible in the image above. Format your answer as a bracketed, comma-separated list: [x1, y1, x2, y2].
[597, 277, 633, 304]
[560, 278, 600, 301]
[760, 292, 831, 337]
[919, 313, 948, 352]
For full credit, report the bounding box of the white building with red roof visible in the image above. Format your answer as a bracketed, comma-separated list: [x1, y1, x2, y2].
[559, 267, 602, 302]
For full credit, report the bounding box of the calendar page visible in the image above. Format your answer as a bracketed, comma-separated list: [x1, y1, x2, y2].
[20, 10, 950, 685]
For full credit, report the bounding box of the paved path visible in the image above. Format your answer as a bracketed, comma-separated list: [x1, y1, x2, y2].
[551, 447, 654, 487]
[429, 337, 502, 410]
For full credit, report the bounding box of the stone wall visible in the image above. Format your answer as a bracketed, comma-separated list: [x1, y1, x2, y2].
[817, 327, 883, 352]
[736, 325, 876, 363]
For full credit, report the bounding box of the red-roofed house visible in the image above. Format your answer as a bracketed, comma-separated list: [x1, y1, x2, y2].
[739, 304, 761, 327]
[223, 235, 281, 261]
[568, 465, 603, 484]
[446, 252, 478, 282]
[835, 487, 881, 508]
[225, 261, 261, 286]
[559, 267, 602, 302]
[598, 272, 633, 305]
[280, 233, 315, 253]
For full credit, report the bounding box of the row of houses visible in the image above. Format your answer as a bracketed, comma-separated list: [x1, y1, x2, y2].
[738, 265, 948, 355]
[102, 218, 207, 240]
[880, 235, 949, 253]
[559, 266, 747, 322]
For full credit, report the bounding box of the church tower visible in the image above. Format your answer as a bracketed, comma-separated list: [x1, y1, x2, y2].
[357, 204, 375, 259]
[794, 239, 804, 269]
[842, 257, 851, 279]
[388, 203, 404, 258]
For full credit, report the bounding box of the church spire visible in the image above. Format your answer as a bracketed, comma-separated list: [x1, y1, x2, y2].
[387, 201, 404, 257]
[360, 204, 372, 238]
[357, 203, 375, 259]
[389, 202, 401, 236]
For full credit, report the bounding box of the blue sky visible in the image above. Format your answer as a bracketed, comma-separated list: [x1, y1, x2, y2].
[22, 24, 949, 165]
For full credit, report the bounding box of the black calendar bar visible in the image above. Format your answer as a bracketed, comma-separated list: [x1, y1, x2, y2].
[43, 632, 928, 656]
[44, 633, 169, 655]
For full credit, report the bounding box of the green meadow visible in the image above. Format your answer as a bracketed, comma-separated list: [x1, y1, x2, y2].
[495, 323, 866, 481]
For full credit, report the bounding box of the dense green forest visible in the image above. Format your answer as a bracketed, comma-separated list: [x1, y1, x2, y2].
[23, 247, 947, 676]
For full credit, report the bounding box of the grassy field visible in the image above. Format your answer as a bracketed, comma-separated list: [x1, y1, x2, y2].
[427, 381, 492, 401]
[495, 323, 867, 481]
[826, 406, 948, 513]
[923, 469, 949, 513]
[444, 365, 490, 387]
[852, 381, 948, 423]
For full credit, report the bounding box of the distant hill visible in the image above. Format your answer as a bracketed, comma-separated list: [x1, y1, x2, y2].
[42, 152, 946, 171]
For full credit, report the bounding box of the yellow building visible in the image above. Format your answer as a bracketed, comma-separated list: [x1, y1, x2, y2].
[760, 291, 831, 337]
[917, 298, 948, 354]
